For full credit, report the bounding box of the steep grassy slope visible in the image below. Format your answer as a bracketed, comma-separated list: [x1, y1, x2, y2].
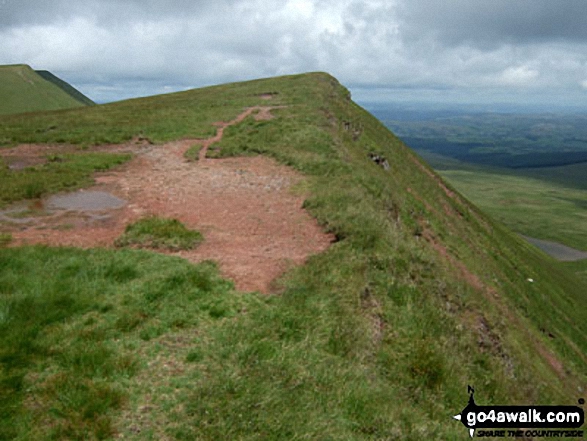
[0, 64, 93, 115]
[35, 70, 96, 107]
[0, 73, 585, 439]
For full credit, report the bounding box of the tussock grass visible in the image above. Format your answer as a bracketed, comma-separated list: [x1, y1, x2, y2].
[183, 144, 203, 161]
[115, 217, 203, 251]
[0, 247, 239, 440]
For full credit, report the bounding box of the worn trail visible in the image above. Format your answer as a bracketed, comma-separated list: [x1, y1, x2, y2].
[194, 105, 287, 161]
[2, 106, 333, 293]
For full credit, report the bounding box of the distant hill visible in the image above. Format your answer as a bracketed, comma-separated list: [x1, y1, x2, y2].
[0, 64, 94, 115]
[34, 70, 95, 107]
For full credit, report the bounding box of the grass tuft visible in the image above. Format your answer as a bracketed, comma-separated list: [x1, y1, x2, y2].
[0, 233, 11, 247]
[0, 246, 239, 440]
[184, 144, 203, 161]
[115, 216, 203, 251]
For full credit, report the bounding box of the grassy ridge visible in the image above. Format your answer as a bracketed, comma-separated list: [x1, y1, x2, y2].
[0, 73, 586, 439]
[0, 76, 290, 146]
[35, 70, 96, 107]
[0, 65, 90, 116]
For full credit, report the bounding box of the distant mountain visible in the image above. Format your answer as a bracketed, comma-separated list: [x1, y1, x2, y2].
[0, 64, 94, 115]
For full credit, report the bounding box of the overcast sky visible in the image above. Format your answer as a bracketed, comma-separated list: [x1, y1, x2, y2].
[1, 0, 587, 108]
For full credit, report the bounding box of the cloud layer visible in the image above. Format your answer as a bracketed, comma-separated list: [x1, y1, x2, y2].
[1, 0, 587, 105]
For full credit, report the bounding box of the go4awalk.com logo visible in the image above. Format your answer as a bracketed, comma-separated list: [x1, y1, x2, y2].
[453, 386, 585, 438]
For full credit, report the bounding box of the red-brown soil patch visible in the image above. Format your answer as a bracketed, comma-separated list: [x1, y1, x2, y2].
[2, 107, 333, 293]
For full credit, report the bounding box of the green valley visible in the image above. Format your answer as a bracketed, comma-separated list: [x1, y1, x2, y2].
[375, 106, 587, 256]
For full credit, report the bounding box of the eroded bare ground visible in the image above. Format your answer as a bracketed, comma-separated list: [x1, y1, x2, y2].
[1, 107, 334, 293]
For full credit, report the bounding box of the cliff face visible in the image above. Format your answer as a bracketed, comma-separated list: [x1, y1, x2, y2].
[0, 71, 585, 438]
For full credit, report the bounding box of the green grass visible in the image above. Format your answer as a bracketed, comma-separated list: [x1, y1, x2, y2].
[35, 70, 96, 107]
[0, 75, 290, 147]
[563, 259, 587, 283]
[0, 72, 586, 439]
[0, 152, 132, 207]
[521, 161, 587, 190]
[415, 151, 587, 250]
[0, 246, 240, 440]
[0, 233, 11, 247]
[439, 168, 587, 250]
[0, 65, 90, 116]
[115, 217, 203, 251]
[183, 144, 203, 161]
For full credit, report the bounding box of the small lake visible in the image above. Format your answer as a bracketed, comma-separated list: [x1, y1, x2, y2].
[521, 235, 587, 261]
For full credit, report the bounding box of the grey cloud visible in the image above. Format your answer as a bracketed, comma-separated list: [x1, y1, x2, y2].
[0, 0, 233, 28]
[0, 0, 56, 27]
[398, 0, 587, 48]
[1, 0, 587, 105]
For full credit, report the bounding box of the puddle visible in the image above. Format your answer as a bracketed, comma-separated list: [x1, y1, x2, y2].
[0, 191, 126, 229]
[46, 191, 127, 211]
[0, 201, 37, 224]
[3, 156, 47, 170]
